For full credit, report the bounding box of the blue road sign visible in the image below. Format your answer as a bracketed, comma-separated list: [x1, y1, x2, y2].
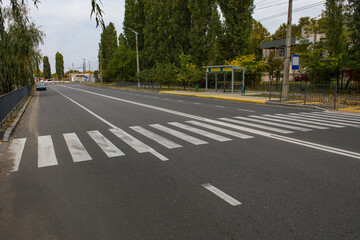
[292, 54, 300, 70]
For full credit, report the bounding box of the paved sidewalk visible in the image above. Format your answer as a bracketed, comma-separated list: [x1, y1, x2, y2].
[159, 90, 272, 104]
[159, 90, 360, 114]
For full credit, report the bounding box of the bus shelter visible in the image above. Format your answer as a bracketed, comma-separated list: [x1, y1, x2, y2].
[202, 65, 246, 94]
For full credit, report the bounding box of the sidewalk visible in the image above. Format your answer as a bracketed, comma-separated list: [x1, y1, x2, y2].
[159, 90, 271, 104]
[159, 90, 360, 114]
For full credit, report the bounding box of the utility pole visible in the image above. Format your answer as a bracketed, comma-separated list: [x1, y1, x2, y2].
[282, 0, 293, 99]
[126, 27, 140, 88]
[72, 63, 74, 82]
[88, 61, 91, 82]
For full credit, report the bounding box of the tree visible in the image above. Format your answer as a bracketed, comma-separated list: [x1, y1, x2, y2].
[266, 54, 284, 84]
[98, 22, 118, 82]
[103, 33, 136, 82]
[347, 0, 360, 69]
[249, 19, 270, 58]
[123, 0, 145, 51]
[218, 0, 254, 60]
[55, 52, 64, 80]
[272, 23, 297, 40]
[43, 56, 51, 79]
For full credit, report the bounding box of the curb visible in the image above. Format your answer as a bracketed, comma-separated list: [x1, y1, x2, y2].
[2, 92, 34, 142]
[159, 91, 268, 104]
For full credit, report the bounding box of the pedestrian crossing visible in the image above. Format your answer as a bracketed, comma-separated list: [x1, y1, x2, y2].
[7, 111, 360, 172]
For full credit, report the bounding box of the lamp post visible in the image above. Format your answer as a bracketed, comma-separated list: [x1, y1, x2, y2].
[126, 27, 140, 88]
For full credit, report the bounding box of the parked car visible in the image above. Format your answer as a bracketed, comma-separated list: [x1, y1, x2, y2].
[295, 75, 309, 82]
[35, 83, 47, 91]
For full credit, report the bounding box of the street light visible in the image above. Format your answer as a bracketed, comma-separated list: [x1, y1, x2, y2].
[126, 27, 140, 88]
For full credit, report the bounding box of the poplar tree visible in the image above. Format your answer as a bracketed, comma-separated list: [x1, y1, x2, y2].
[98, 22, 118, 71]
[43, 56, 51, 79]
[218, 0, 254, 61]
[123, 0, 145, 51]
[55, 52, 64, 79]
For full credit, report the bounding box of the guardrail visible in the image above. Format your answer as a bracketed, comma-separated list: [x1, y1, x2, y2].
[269, 83, 337, 110]
[0, 86, 32, 125]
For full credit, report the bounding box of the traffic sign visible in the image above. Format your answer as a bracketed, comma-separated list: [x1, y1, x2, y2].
[292, 54, 300, 70]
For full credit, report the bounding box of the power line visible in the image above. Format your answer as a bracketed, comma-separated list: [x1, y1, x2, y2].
[256, 0, 299, 10]
[257, 1, 325, 21]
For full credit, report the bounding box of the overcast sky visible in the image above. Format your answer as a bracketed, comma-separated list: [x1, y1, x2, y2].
[20, 0, 325, 73]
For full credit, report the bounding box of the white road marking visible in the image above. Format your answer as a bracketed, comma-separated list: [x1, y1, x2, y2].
[130, 126, 182, 149]
[234, 116, 311, 131]
[64, 133, 92, 162]
[297, 112, 360, 124]
[60, 86, 360, 160]
[219, 118, 293, 134]
[186, 121, 253, 139]
[315, 111, 360, 120]
[305, 112, 360, 123]
[202, 183, 241, 206]
[87, 130, 124, 157]
[249, 115, 328, 129]
[177, 100, 184, 103]
[287, 113, 359, 127]
[110, 128, 168, 161]
[168, 122, 232, 142]
[8, 138, 26, 172]
[275, 114, 345, 128]
[150, 124, 208, 145]
[266, 114, 344, 128]
[215, 105, 224, 108]
[194, 102, 202, 105]
[237, 108, 255, 113]
[270, 135, 360, 159]
[153, 96, 158, 98]
[164, 98, 169, 100]
[38, 135, 58, 168]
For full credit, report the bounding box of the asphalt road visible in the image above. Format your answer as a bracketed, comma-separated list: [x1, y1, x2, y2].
[0, 84, 359, 240]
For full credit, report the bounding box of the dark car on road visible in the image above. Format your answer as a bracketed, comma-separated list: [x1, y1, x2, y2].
[35, 83, 47, 91]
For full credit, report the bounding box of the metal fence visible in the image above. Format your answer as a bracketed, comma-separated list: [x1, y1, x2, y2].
[0, 86, 32, 124]
[269, 83, 337, 110]
[116, 82, 162, 89]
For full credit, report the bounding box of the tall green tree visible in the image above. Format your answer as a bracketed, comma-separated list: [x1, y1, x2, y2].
[347, 0, 360, 69]
[43, 56, 51, 79]
[0, 4, 43, 92]
[249, 19, 270, 58]
[188, 0, 221, 66]
[98, 22, 118, 76]
[142, 0, 191, 66]
[55, 52, 64, 79]
[123, 0, 145, 51]
[218, 0, 254, 60]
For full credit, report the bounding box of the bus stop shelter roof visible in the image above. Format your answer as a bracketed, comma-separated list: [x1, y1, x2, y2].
[201, 65, 246, 71]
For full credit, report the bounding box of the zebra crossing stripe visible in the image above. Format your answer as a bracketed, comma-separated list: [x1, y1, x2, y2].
[249, 115, 328, 129]
[63, 133, 92, 162]
[234, 116, 312, 132]
[274, 114, 345, 128]
[109, 128, 168, 161]
[150, 124, 208, 145]
[87, 130, 125, 157]
[186, 121, 253, 139]
[314, 111, 360, 120]
[9, 138, 26, 172]
[300, 112, 360, 124]
[38, 135, 58, 168]
[287, 113, 360, 127]
[264, 115, 342, 128]
[219, 118, 293, 134]
[168, 122, 232, 142]
[130, 126, 182, 149]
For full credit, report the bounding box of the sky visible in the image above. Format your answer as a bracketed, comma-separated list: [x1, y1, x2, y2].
[16, 0, 326, 73]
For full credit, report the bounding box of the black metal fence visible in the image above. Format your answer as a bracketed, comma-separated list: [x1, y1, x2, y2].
[116, 82, 162, 89]
[269, 83, 337, 109]
[0, 86, 32, 124]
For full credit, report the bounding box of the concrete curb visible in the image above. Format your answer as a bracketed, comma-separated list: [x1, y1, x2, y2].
[2, 92, 34, 142]
[159, 91, 268, 104]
